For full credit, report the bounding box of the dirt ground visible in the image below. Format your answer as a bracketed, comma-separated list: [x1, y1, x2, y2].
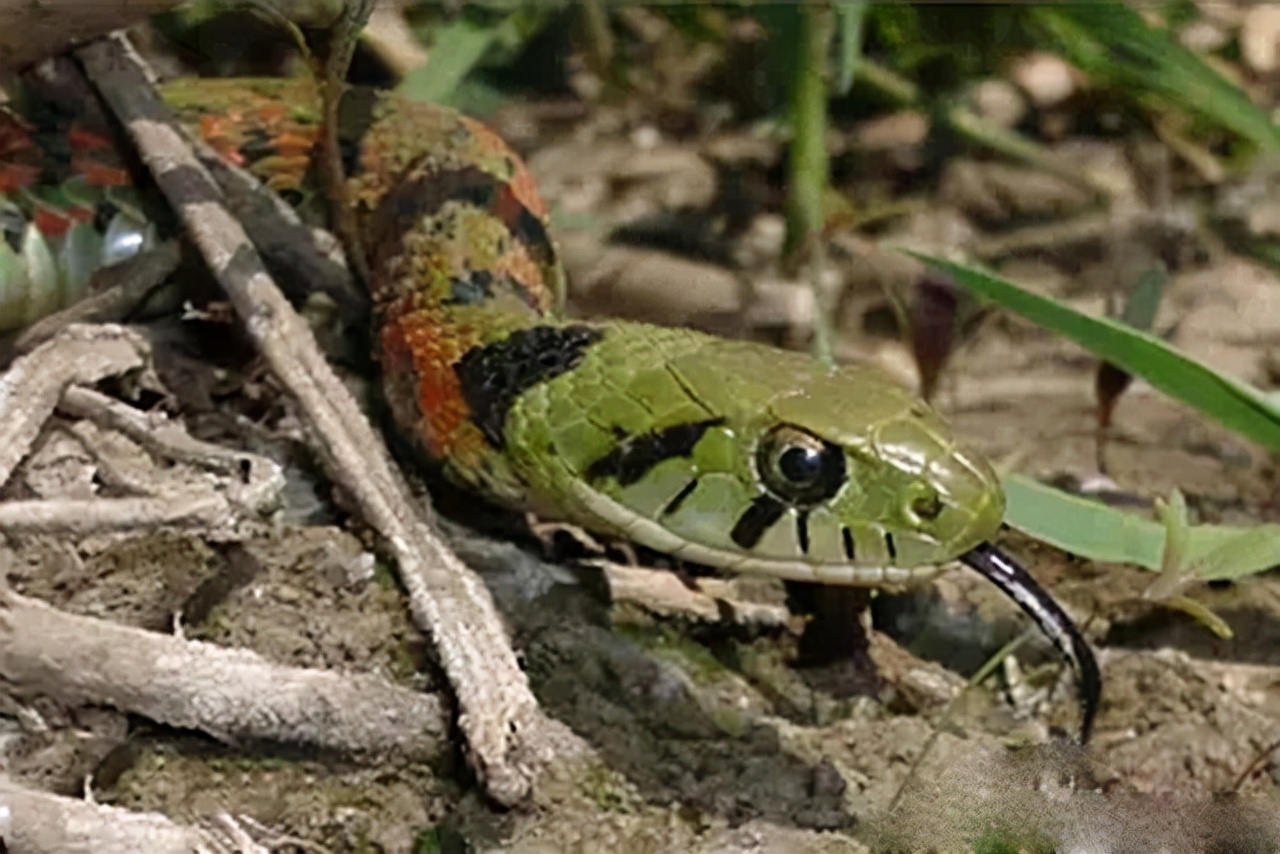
[7, 20, 1280, 854]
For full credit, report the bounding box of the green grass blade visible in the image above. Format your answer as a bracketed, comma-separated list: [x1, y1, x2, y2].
[833, 1, 868, 96]
[398, 14, 497, 104]
[1003, 475, 1280, 579]
[1118, 268, 1166, 332]
[398, 3, 559, 106]
[908, 251, 1280, 451]
[1028, 2, 1280, 151]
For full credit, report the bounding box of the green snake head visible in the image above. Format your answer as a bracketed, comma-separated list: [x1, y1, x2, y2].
[491, 323, 1095, 743]
[503, 324, 1005, 586]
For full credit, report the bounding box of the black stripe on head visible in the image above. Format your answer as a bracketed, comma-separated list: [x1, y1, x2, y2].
[661, 478, 699, 517]
[841, 526, 856, 562]
[731, 494, 787, 550]
[455, 324, 604, 449]
[585, 419, 725, 487]
[796, 511, 811, 555]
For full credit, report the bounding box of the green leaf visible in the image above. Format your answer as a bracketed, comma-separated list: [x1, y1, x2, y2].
[400, 14, 500, 105]
[833, 1, 868, 96]
[1118, 268, 1166, 332]
[909, 251, 1280, 451]
[1003, 474, 1280, 580]
[399, 3, 559, 106]
[1028, 1, 1280, 151]
[1153, 488, 1190, 576]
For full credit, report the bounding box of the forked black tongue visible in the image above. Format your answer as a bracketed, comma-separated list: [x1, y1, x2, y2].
[960, 541, 1100, 744]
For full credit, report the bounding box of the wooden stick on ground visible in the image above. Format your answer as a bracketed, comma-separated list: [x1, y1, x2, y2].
[75, 33, 587, 806]
[0, 584, 449, 759]
[0, 773, 211, 854]
[0, 324, 150, 488]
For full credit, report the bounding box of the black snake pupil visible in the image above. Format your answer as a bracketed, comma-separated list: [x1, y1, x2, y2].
[778, 445, 822, 484]
[758, 426, 847, 507]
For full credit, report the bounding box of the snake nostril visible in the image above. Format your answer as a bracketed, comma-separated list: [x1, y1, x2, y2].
[909, 490, 943, 523]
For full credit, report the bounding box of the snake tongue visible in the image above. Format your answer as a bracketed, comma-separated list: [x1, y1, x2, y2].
[960, 542, 1100, 745]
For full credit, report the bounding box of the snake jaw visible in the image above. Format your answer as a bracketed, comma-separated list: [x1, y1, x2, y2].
[565, 476, 948, 586]
[960, 542, 1100, 745]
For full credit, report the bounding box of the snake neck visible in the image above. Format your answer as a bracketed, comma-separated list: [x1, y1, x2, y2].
[166, 78, 569, 477]
[335, 89, 572, 493]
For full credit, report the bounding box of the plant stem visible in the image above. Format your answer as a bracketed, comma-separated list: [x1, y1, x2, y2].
[785, 2, 832, 260]
[786, 1, 836, 366]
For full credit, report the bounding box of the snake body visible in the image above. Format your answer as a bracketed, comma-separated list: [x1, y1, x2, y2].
[1, 75, 1100, 741]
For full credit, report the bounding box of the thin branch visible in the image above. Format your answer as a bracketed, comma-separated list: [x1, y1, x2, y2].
[0, 493, 261, 538]
[76, 33, 588, 806]
[599, 561, 790, 628]
[0, 324, 150, 488]
[58, 385, 284, 493]
[316, 0, 374, 285]
[0, 773, 211, 854]
[0, 0, 178, 70]
[0, 586, 448, 760]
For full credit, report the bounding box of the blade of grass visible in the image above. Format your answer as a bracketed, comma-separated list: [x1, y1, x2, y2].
[398, 3, 558, 106]
[833, 1, 868, 96]
[780, 2, 837, 367]
[1003, 474, 1280, 580]
[399, 13, 496, 104]
[1028, 2, 1280, 152]
[908, 251, 1280, 451]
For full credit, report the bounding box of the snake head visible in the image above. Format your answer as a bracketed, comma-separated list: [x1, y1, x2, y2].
[499, 324, 1095, 742]
[517, 328, 1006, 586]
[749, 379, 1007, 582]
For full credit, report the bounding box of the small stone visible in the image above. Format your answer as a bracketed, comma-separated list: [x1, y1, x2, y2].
[970, 79, 1027, 129]
[1010, 51, 1079, 108]
[1242, 6, 1280, 73]
[1179, 19, 1230, 54]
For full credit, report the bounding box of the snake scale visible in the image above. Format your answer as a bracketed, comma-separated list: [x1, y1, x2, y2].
[0, 73, 1100, 742]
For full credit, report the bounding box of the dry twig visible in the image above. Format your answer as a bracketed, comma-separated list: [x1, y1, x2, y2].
[0, 0, 178, 70]
[0, 0, 347, 70]
[0, 585, 448, 759]
[59, 385, 285, 513]
[0, 324, 150, 488]
[1, 359, 282, 539]
[0, 493, 264, 538]
[0, 773, 210, 854]
[600, 561, 791, 629]
[76, 33, 587, 806]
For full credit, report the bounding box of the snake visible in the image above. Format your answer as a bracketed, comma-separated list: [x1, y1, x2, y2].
[0, 73, 1100, 743]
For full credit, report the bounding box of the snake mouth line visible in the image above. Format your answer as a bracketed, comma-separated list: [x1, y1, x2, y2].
[960, 542, 1101, 745]
[569, 479, 948, 585]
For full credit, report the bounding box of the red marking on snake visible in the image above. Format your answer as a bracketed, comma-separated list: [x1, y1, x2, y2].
[380, 303, 488, 462]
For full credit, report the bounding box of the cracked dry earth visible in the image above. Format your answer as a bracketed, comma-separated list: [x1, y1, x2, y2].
[4, 101, 1280, 854]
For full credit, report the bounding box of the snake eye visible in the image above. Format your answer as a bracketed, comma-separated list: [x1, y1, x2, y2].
[758, 425, 846, 506]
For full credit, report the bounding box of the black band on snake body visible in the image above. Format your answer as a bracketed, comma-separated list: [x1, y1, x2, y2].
[960, 542, 1100, 745]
